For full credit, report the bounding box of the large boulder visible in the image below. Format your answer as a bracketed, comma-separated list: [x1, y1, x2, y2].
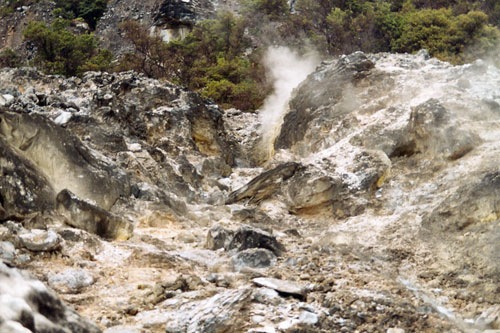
[421, 171, 500, 303]
[0, 136, 55, 219]
[0, 262, 101, 332]
[408, 99, 479, 160]
[56, 189, 134, 240]
[275, 52, 375, 153]
[0, 110, 130, 210]
[226, 162, 301, 204]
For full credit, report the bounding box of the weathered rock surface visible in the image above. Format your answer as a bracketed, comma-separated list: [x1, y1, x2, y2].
[162, 287, 253, 332]
[0, 111, 129, 210]
[2, 50, 500, 333]
[275, 51, 375, 152]
[56, 189, 133, 240]
[226, 162, 302, 204]
[48, 269, 95, 294]
[19, 229, 61, 252]
[0, 262, 101, 332]
[0, 135, 55, 219]
[231, 248, 277, 270]
[0, 68, 236, 228]
[253, 278, 307, 299]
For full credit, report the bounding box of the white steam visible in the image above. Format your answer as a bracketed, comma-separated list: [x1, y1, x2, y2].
[258, 47, 319, 161]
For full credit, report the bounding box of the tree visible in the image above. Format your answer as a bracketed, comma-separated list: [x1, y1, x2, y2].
[392, 8, 499, 63]
[119, 12, 270, 112]
[23, 20, 112, 76]
[53, 0, 107, 29]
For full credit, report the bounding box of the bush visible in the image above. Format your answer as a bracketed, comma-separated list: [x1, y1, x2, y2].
[0, 6, 13, 17]
[23, 20, 112, 76]
[0, 48, 23, 68]
[119, 12, 270, 112]
[116, 20, 180, 79]
[0, 0, 31, 17]
[53, 0, 106, 29]
[392, 8, 499, 63]
[239, 0, 289, 21]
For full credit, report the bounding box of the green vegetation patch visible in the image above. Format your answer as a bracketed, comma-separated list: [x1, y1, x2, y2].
[23, 19, 112, 76]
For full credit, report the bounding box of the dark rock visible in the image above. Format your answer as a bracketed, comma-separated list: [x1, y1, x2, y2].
[275, 52, 374, 150]
[226, 162, 302, 204]
[228, 225, 285, 256]
[154, 0, 196, 27]
[231, 248, 277, 271]
[56, 189, 134, 240]
[205, 224, 234, 251]
[206, 224, 285, 256]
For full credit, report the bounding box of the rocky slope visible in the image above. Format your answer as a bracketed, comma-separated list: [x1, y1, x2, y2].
[0, 0, 240, 59]
[0, 50, 500, 333]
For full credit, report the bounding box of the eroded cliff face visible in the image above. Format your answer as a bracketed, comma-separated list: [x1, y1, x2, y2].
[96, 0, 218, 56]
[0, 0, 240, 59]
[1, 51, 500, 333]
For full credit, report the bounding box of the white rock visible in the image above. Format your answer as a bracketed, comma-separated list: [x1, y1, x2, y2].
[298, 310, 318, 325]
[387, 329, 405, 333]
[127, 143, 142, 152]
[0, 321, 32, 333]
[248, 327, 276, 333]
[0, 241, 16, 262]
[54, 111, 72, 125]
[253, 277, 306, 298]
[253, 287, 281, 305]
[278, 318, 297, 330]
[0, 94, 14, 106]
[48, 269, 94, 293]
[19, 229, 61, 252]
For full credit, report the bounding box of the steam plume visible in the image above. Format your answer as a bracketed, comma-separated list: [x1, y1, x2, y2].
[258, 47, 318, 162]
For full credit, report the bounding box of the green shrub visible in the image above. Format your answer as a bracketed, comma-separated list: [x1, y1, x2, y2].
[23, 20, 112, 76]
[392, 8, 499, 63]
[0, 48, 23, 68]
[239, 0, 289, 21]
[53, 0, 106, 29]
[0, 0, 30, 17]
[119, 12, 269, 112]
[0, 6, 13, 17]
